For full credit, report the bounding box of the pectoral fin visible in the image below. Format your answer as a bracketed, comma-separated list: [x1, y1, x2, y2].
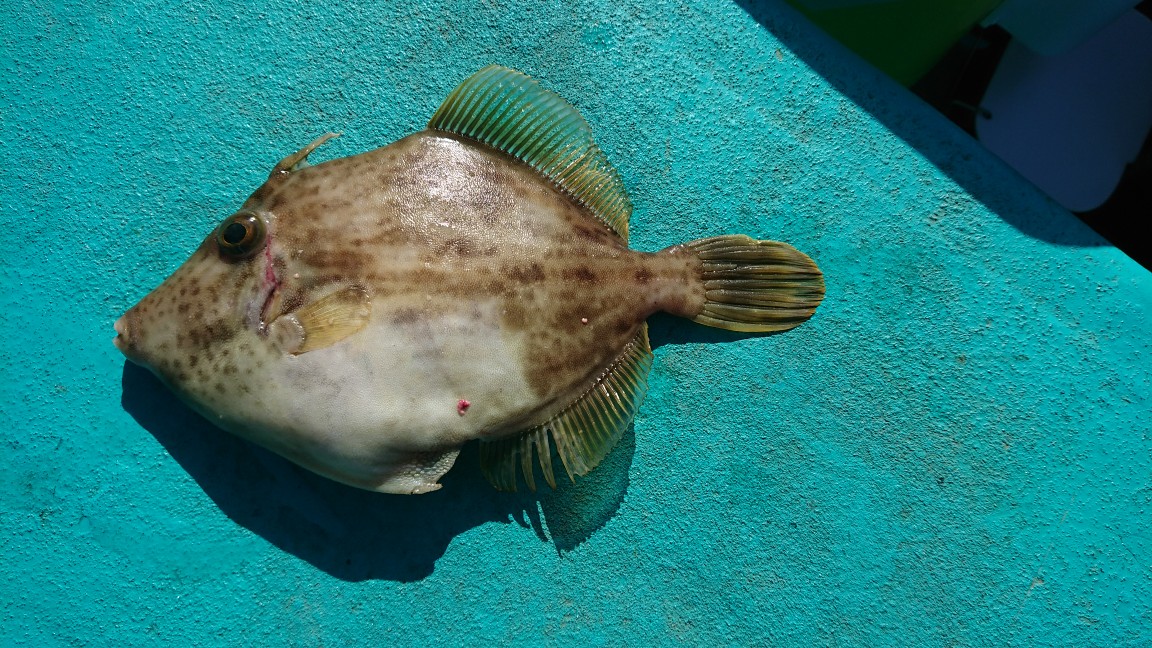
[269, 286, 372, 354]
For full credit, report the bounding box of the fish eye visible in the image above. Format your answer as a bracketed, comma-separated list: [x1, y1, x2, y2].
[215, 212, 267, 258]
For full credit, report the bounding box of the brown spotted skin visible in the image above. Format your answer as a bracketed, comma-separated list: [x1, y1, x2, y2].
[115, 132, 701, 494]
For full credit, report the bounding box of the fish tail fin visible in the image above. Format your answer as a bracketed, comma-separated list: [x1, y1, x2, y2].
[683, 235, 824, 333]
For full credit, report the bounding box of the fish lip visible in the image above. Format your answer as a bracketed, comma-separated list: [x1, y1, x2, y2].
[113, 314, 138, 360]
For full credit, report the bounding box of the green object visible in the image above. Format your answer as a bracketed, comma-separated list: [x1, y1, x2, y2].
[786, 0, 1003, 84]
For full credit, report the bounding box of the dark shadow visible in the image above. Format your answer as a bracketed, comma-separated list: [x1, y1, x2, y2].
[735, 0, 1110, 249]
[534, 313, 772, 550]
[537, 424, 635, 554]
[646, 311, 767, 350]
[121, 362, 632, 580]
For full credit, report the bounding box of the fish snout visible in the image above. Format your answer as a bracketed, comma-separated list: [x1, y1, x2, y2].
[113, 310, 143, 362]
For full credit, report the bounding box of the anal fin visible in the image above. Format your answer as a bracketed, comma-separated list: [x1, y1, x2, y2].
[480, 325, 654, 492]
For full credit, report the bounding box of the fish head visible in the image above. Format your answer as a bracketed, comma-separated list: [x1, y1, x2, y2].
[113, 207, 288, 385]
[114, 134, 380, 466]
[113, 137, 377, 436]
[114, 134, 354, 392]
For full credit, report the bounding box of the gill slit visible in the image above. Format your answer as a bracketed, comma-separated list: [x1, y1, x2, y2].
[257, 235, 281, 337]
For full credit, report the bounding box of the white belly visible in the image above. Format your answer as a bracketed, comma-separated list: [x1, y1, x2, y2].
[259, 297, 538, 476]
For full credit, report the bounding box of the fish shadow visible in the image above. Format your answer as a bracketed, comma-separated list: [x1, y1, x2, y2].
[647, 311, 780, 349]
[120, 363, 632, 582]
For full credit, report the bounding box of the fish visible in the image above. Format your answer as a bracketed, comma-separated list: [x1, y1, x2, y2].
[114, 65, 824, 495]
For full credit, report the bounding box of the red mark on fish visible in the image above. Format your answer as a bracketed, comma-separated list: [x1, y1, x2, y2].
[457, 399, 471, 415]
[263, 242, 279, 288]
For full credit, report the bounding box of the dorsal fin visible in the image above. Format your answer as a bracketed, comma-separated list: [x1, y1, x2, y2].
[428, 65, 633, 242]
[480, 325, 653, 491]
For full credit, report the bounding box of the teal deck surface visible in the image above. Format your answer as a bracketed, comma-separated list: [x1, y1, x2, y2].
[3, 0, 1150, 645]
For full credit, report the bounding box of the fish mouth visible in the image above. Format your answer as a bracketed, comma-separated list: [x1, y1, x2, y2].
[113, 312, 143, 363]
[113, 315, 127, 351]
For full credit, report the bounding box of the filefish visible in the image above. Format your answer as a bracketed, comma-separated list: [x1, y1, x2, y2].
[114, 66, 824, 494]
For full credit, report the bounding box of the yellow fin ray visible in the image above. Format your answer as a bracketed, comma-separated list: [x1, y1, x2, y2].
[686, 235, 824, 333]
[278, 286, 372, 355]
